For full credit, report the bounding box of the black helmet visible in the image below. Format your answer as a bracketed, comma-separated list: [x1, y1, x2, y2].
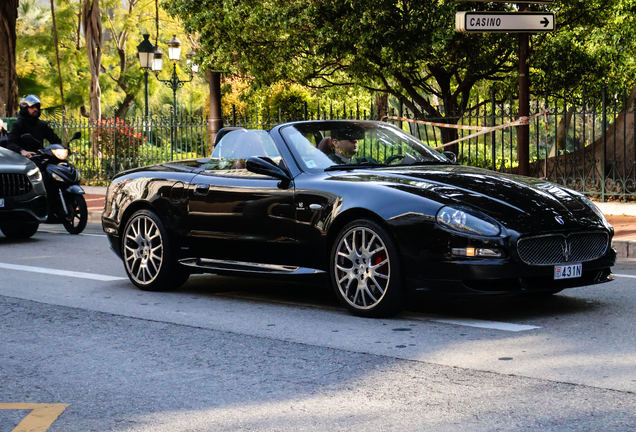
[19, 95, 41, 109]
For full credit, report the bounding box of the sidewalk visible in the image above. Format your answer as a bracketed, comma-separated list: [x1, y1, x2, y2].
[82, 186, 636, 258]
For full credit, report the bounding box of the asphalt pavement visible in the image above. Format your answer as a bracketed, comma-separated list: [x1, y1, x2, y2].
[2, 228, 636, 431]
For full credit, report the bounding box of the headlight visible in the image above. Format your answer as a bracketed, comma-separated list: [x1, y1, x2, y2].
[27, 166, 42, 183]
[51, 148, 69, 160]
[51, 171, 64, 182]
[436, 206, 501, 237]
[580, 195, 610, 226]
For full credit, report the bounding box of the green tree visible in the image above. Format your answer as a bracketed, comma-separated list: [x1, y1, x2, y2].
[0, 0, 19, 117]
[165, 0, 636, 147]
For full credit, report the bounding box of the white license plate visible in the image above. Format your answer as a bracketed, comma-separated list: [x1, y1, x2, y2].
[554, 263, 582, 280]
[0, 198, 3, 207]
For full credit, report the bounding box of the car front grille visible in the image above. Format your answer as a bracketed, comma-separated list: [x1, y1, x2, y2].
[0, 173, 32, 197]
[517, 232, 609, 266]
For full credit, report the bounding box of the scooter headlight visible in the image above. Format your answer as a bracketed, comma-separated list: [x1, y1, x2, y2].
[27, 166, 42, 183]
[51, 148, 69, 160]
[51, 171, 64, 182]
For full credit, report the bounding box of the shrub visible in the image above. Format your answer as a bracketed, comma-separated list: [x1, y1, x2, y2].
[93, 118, 146, 161]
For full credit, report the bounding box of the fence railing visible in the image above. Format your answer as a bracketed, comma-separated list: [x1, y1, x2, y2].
[385, 89, 636, 202]
[49, 114, 213, 185]
[47, 89, 636, 201]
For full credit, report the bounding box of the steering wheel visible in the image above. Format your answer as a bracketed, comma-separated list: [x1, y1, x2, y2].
[384, 154, 406, 165]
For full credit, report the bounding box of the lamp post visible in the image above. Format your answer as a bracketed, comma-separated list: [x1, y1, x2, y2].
[136, 34, 155, 118]
[153, 36, 196, 117]
[151, 36, 199, 159]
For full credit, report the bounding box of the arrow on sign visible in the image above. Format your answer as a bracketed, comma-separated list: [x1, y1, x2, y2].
[540, 17, 550, 27]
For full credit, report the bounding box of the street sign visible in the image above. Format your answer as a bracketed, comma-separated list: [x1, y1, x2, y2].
[456, 12, 555, 33]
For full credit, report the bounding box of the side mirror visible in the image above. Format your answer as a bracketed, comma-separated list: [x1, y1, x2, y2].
[70, 131, 81, 142]
[246, 156, 291, 181]
[20, 133, 42, 147]
[443, 151, 457, 164]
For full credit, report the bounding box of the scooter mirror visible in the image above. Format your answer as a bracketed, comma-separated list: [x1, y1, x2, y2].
[70, 131, 81, 142]
[20, 133, 42, 147]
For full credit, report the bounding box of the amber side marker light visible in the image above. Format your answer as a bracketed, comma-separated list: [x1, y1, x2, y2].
[452, 247, 503, 258]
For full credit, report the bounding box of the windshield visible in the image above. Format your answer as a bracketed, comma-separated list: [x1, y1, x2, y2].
[207, 129, 283, 174]
[280, 121, 451, 172]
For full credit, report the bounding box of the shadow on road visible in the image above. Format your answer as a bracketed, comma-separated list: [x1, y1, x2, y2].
[176, 273, 599, 323]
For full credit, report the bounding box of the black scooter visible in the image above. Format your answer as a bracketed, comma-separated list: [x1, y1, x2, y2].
[22, 132, 88, 234]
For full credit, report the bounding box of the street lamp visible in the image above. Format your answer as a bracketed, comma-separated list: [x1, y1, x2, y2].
[136, 34, 155, 118]
[186, 50, 199, 73]
[152, 48, 163, 73]
[153, 35, 193, 118]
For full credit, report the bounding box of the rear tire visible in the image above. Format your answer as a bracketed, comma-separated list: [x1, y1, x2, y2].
[122, 209, 189, 292]
[330, 219, 405, 318]
[0, 222, 39, 239]
[62, 194, 88, 234]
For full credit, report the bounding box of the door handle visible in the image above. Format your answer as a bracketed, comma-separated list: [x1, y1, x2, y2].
[193, 184, 210, 196]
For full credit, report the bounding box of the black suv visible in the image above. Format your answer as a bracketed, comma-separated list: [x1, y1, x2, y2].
[0, 145, 47, 238]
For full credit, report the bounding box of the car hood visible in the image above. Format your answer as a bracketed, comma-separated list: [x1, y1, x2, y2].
[328, 165, 607, 233]
[0, 146, 35, 173]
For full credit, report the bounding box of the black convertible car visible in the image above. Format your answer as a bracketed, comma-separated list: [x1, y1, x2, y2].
[102, 120, 615, 317]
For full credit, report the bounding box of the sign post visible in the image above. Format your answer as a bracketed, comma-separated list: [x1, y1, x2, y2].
[518, 5, 531, 176]
[455, 5, 555, 176]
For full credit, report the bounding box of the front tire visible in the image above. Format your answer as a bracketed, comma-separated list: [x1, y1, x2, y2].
[330, 219, 405, 317]
[62, 194, 88, 234]
[122, 209, 189, 291]
[0, 222, 39, 239]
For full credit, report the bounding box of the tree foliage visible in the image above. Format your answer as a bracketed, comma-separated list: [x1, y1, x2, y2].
[14, 0, 207, 118]
[165, 0, 636, 123]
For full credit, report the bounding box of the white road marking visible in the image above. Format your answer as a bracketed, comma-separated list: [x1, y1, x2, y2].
[38, 229, 106, 237]
[0, 262, 126, 281]
[615, 274, 636, 279]
[427, 317, 541, 332]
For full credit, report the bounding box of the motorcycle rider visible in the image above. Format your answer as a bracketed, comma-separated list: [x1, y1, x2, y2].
[6, 95, 61, 158]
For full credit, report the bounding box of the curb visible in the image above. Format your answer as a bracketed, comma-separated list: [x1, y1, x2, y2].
[88, 211, 101, 224]
[613, 241, 636, 259]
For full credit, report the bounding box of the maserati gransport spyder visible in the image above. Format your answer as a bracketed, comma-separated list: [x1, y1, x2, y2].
[102, 120, 616, 317]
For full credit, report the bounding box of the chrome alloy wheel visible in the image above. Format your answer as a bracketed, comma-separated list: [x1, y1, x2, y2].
[123, 214, 164, 285]
[334, 226, 390, 310]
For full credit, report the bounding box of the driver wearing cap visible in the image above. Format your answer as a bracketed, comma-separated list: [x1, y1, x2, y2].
[328, 130, 360, 164]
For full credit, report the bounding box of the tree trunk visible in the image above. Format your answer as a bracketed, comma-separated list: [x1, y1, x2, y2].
[206, 70, 223, 150]
[530, 85, 636, 193]
[115, 93, 136, 118]
[0, 0, 19, 117]
[51, 0, 65, 111]
[549, 107, 575, 157]
[374, 93, 387, 120]
[83, 0, 102, 121]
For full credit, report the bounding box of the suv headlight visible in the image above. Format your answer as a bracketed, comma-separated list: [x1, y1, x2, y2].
[27, 166, 42, 183]
[436, 206, 501, 237]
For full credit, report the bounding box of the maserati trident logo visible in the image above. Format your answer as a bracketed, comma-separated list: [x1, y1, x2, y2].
[561, 239, 572, 262]
[555, 216, 564, 225]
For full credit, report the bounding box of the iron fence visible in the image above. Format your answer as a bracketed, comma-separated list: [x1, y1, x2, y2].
[46, 89, 636, 201]
[49, 113, 213, 185]
[386, 88, 636, 201]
